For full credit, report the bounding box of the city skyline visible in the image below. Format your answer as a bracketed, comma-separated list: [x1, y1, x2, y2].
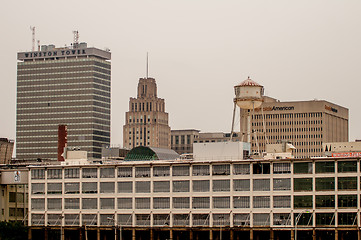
[1, 1, 361, 154]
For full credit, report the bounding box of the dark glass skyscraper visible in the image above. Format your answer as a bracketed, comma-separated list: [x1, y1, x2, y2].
[16, 43, 111, 160]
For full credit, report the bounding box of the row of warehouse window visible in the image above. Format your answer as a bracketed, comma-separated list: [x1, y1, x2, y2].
[30, 195, 360, 210]
[31, 177, 359, 195]
[31, 212, 356, 227]
[30, 160, 358, 179]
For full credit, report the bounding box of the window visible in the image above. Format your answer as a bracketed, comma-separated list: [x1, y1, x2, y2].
[153, 181, 170, 192]
[253, 163, 270, 174]
[47, 183, 62, 194]
[47, 169, 62, 179]
[100, 182, 115, 193]
[135, 167, 150, 177]
[192, 180, 209, 192]
[253, 213, 270, 226]
[100, 198, 114, 209]
[118, 198, 132, 209]
[294, 162, 312, 174]
[31, 183, 45, 195]
[31, 199, 45, 210]
[233, 164, 250, 175]
[173, 197, 190, 209]
[213, 180, 230, 192]
[213, 197, 230, 208]
[154, 214, 170, 226]
[273, 178, 291, 191]
[338, 177, 357, 190]
[135, 181, 150, 193]
[82, 168, 98, 178]
[173, 214, 189, 226]
[338, 212, 357, 225]
[338, 161, 357, 173]
[212, 164, 230, 175]
[48, 198, 62, 210]
[294, 213, 312, 226]
[65, 214, 79, 226]
[82, 198, 97, 209]
[315, 161, 334, 173]
[173, 180, 190, 192]
[273, 163, 291, 174]
[273, 196, 291, 208]
[100, 214, 115, 226]
[64, 168, 79, 178]
[153, 197, 170, 209]
[253, 179, 270, 191]
[117, 214, 132, 226]
[118, 182, 132, 193]
[273, 213, 291, 226]
[233, 196, 250, 208]
[338, 195, 357, 208]
[253, 196, 270, 208]
[316, 213, 334, 226]
[192, 214, 209, 226]
[316, 195, 335, 208]
[192, 197, 210, 209]
[82, 182, 98, 194]
[47, 214, 62, 225]
[213, 214, 230, 226]
[294, 178, 313, 191]
[100, 168, 115, 178]
[294, 195, 313, 208]
[31, 214, 45, 225]
[233, 214, 250, 226]
[233, 179, 250, 191]
[118, 167, 132, 178]
[64, 198, 79, 209]
[315, 177, 335, 191]
[192, 165, 210, 176]
[153, 166, 170, 177]
[135, 198, 150, 209]
[82, 214, 97, 226]
[65, 183, 79, 194]
[173, 166, 189, 176]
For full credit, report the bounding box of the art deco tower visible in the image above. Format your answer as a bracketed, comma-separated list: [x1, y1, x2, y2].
[123, 77, 171, 149]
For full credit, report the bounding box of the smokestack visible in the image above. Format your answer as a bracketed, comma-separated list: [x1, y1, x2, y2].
[58, 125, 67, 161]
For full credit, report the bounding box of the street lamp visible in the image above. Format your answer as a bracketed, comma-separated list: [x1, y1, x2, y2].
[295, 210, 311, 240]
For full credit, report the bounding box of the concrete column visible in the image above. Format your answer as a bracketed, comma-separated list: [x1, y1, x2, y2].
[150, 229, 154, 240]
[312, 229, 316, 240]
[358, 229, 361, 240]
[290, 230, 294, 240]
[250, 230, 253, 240]
[61, 228, 65, 240]
[169, 230, 173, 240]
[189, 230, 193, 240]
[97, 228, 101, 240]
[27, 228, 32, 240]
[335, 230, 338, 240]
[270, 230, 274, 240]
[230, 230, 234, 240]
[209, 230, 213, 240]
[132, 229, 136, 240]
[79, 228, 83, 240]
[44, 228, 48, 240]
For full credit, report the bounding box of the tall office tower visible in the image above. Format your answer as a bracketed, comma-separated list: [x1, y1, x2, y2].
[16, 43, 111, 160]
[240, 96, 348, 158]
[0, 138, 14, 164]
[123, 77, 171, 149]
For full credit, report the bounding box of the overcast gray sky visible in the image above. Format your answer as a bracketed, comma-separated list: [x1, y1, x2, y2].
[1, 0, 360, 151]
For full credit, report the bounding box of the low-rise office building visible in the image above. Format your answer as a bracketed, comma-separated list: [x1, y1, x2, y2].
[27, 143, 361, 240]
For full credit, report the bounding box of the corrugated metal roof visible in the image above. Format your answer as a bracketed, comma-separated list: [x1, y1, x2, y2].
[124, 146, 179, 161]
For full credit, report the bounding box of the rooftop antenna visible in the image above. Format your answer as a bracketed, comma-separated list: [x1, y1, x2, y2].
[30, 26, 35, 51]
[146, 52, 149, 78]
[73, 30, 79, 48]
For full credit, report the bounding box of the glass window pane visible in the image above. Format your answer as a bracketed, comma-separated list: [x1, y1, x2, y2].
[212, 164, 230, 175]
[135, 167, 150, 178]
[82, 168, 98, 178]
[233, 196, 250, 208]
[82, 182, 98, 194]
[47, 183, 62, 195]
[100, 168, 115, 178]
[338, 212, 357, 225]
[65, 168, 79, 179]
[118, 167, 132, 178]
[273, 196, 291, 208]
[213, 180, 230, 192]
[315, 161, 334, 173]
[338, 177, 357, 190]
[118, 182, 132, 193]
[338, 161, 357, 173]
[100, 182, 115, 193]
[135, 181, 150, 193]
[153, 181, 170, 192]
[192, 165, 210, 176]
[294, 213, 312, 226]
[192, 197, 210, 209]
[294, 178, 313, 191]
[118, 198, 132, 209]
[233, 164, 250, 175]
[316, 195, 335, 208]
[192, 180, 209, 192]
[213, 197, 230, 208]
[173, 180, 190, 192]
[253, 196, 270, 208]
[316, 213, 335, 226]
[173, 197, 190, 209]
[294, 195, 313, 208]
[294, 162, 312, 174]
[253, 179, 270, 191]
[273, 163, 291, 174]
[338, 195, 357, 208]
[65, 183, 79, 194]
[153, 166, 170, 177]
[315, 177, 335, 191]
[82, 198, 97, 209]
[173, 166, 189, 176]
[273, 178, 291, 191]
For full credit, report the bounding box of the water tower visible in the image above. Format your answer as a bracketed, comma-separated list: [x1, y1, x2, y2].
[231, 77, 264, 144]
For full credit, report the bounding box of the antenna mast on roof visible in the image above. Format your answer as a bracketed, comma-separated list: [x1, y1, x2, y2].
[30, 26, 35, 51]
[146, 52, 149, 78]
[73, 30, 79, 48]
